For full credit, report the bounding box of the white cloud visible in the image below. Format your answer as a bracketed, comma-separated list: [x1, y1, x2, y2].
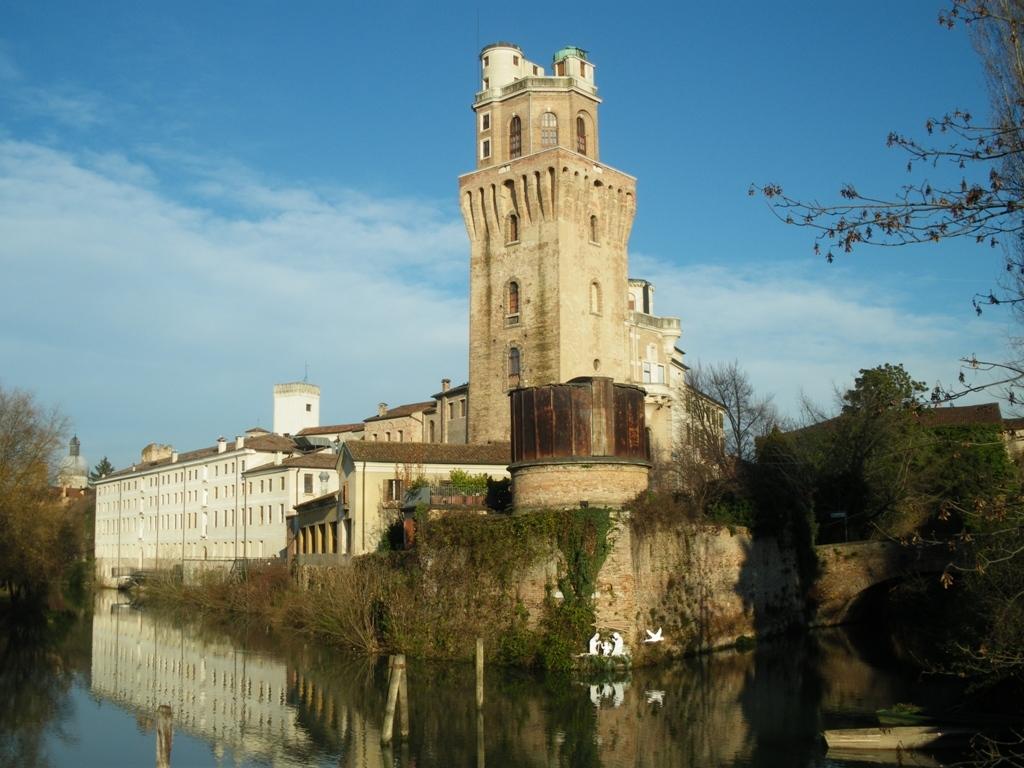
[631, 254, 1010, 417]
[1, 136, 1014, 467]
[0, 139, 469, 467]
[14, 84, 108, 127]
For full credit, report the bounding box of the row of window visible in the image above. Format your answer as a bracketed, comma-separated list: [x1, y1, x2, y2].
[479, 113, 588, 160]
[97, 460, 248, 496]
[502, 279, 603, 321]
[505, 211, 600, 245]
[97, 540, 268, 560]
[479, 54, 584, 81]
[97, 504, 287, 536]
[98, 472, 317, 514]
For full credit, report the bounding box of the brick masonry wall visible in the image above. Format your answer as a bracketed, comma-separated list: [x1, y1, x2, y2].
[512, 462, 650, 510]
[507, 514, 804, 659]
[593, 519, 803, 658]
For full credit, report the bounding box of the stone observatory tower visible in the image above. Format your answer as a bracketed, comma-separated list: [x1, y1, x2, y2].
[460, 43, 636, 445]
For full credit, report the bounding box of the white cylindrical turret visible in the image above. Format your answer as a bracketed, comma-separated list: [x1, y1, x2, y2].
[480, 42, 544, 93]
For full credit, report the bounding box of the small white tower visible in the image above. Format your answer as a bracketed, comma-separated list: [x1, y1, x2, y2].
[273, 382, 320, 435]
[58, 435, 89, 489]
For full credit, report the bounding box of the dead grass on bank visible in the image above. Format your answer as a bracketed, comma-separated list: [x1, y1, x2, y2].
[139, 554, 521, 660]
[139, 512, 564, 662]
[140, 561, 295, 623]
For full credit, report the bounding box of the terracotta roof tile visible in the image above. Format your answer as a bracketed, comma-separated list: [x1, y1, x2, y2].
[244, 452, 339, 474]
[363, 401, 437, 423]
[431, 382, 469, 398]
[101, 434, 299, 480]
[918, 403, 1003, 428]
[344, 441, 510, 466]
[294, 490, 339, 512]
[297, 423, 364, 436]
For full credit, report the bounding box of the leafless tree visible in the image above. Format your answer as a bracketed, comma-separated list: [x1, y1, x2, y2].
[752, 1, 1024, 404]
[753, 2, 1024, 261]
[688, 361, 782, 463]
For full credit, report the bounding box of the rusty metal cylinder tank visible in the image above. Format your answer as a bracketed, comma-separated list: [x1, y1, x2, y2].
[509, 377, 650, 510]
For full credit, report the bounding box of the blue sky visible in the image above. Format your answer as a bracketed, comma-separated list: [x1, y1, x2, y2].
[0, 1, 1011, 469]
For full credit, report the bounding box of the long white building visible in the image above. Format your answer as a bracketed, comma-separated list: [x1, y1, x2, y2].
[92, 430, 325, 583]
[92, 382, 345, 586]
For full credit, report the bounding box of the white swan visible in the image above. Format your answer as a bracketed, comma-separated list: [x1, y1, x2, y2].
[643, 627, 664, 643]
[610, 632, 625, 657]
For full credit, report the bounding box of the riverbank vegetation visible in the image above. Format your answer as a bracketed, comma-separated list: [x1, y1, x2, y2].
[140, 507, 615, 672]
[658, 359, 1023, 723]
[0, 386, 93, 612]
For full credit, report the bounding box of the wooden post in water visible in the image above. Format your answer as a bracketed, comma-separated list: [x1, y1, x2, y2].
[475, 637, 484, 709]
[476, 637, 485, 767]
[381, 654, 404, 745]
[156, 704, 173, 768]
[477, 709, 486, 768]
[398, 659, 410, 740]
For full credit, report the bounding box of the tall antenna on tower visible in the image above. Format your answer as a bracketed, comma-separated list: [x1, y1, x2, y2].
[304, 362, 308, 383]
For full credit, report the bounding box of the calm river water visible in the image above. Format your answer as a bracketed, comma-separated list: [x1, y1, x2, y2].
[0, 590, 967, 768]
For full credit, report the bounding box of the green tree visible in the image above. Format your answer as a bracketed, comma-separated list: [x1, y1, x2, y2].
[89, 456, 114, 481]
[812, 364, 928, 539]
[841, 363, 927, 414]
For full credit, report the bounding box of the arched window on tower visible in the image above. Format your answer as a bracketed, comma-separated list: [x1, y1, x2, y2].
[509, 115, 522, 159]
[507, 213, 519, 243]
[576, 116, 587, 155]
[508, 347, 521, 385]
[507, 280, 520, 323]
[590, 280, 602, 315]
[590, 214, 599, 243]
[541, 112, 558, 147]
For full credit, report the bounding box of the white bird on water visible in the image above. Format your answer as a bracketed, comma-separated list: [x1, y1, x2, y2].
[643, 627, 664, 643]
[645, 690, 666, 705]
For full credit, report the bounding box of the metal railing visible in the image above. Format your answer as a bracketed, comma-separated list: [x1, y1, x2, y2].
[629, 311, 681, 331]
[404, 483, 488, 508]
[476, 76, 596, 103]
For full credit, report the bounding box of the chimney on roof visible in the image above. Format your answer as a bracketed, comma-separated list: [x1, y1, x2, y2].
[171, 451, 179, 463]
[235, 436, 244, 450]
[378, 402, 387, 417]
[217, 437, 227, 453]
[441, 378, 451, 392]
[274, 451, 283, 466]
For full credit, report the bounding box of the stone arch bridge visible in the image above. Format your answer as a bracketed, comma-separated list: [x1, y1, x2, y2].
[813, 540, 952, 626]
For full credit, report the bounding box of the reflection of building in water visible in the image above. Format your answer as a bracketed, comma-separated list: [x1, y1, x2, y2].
[89, 591, 313, 766]
[287, 661, 389, 767]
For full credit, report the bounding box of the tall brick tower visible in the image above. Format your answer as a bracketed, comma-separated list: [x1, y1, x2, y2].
[461, 43, 637, 444]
